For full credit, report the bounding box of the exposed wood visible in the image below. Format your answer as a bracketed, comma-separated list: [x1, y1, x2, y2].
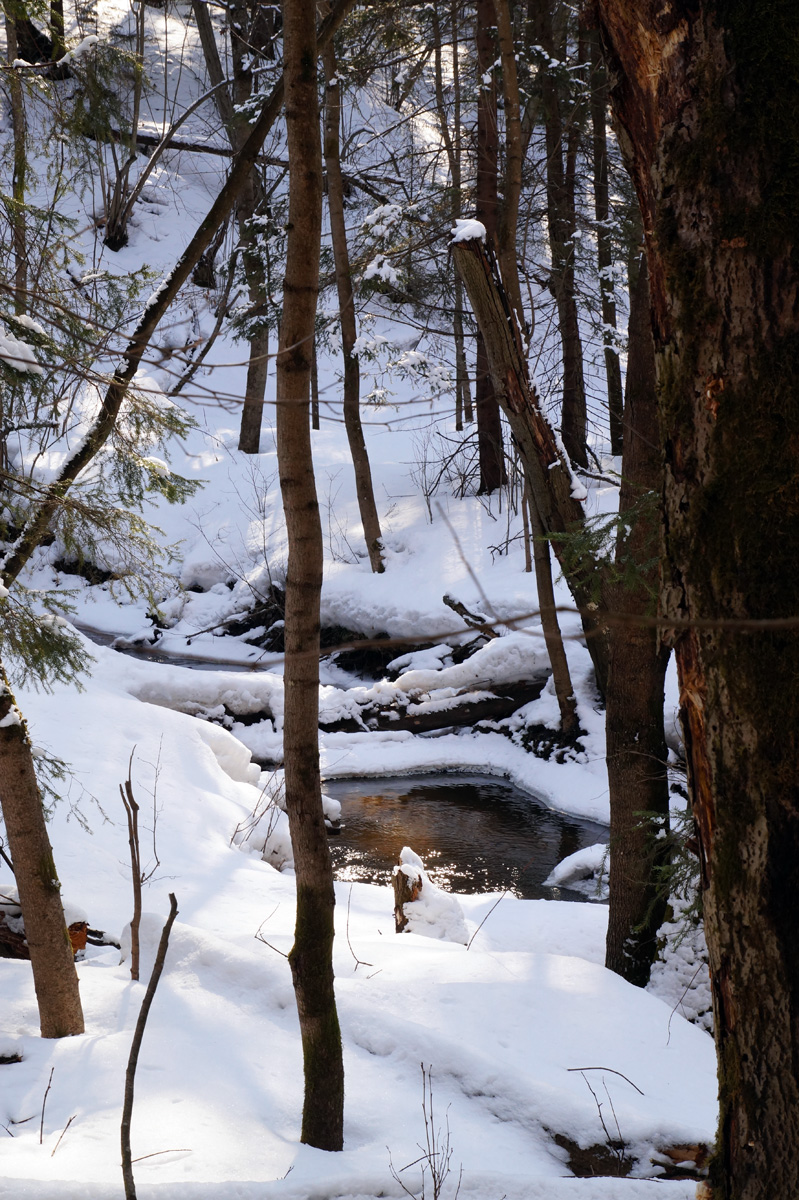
[393, 859, 423, 933]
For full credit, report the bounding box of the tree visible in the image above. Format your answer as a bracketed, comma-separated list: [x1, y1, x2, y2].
[276, 0, 344, 1150]
[0, 665, 84, 1036]
[322, 26, 385, 574]
[595, 2, 799, 1195]
[453, 233, 669, 984]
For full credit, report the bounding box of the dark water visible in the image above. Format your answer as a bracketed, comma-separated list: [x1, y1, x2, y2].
[324, 774, 608, 901]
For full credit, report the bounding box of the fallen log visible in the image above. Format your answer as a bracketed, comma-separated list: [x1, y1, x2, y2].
[319, 675, 549, 735]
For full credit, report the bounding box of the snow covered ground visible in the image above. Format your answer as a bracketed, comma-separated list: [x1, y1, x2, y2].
[0, 7, 715, 1195]
[1, 635, 714, 1200]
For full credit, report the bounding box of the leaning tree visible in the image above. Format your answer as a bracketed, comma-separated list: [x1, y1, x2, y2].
[594, 2, 799, 1197]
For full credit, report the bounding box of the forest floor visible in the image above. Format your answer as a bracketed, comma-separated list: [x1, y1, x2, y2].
[0, 5, 716, 1191]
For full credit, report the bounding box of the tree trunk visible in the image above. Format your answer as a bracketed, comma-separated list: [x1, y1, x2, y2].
[193, 0, 270, 454]
[455, 234, 669, 985]
[452, 236, 611, 696]
[588, 27, 623, 455]
[322, 35, 384, 573]
[474, 0, 506, 493]
[0, 665, 84, 1037]
[604, 257, 670, 984]
[492, 0, 525, 330]
[277, 0, 344, 1152]
[3, 6, 27, 314]
[533, 0, 588, 468]
[597, 3, 799, 1193]
[526, 486, 578, 734]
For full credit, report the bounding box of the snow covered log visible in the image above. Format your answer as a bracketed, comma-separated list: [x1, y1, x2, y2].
[320, 676, 549, 734]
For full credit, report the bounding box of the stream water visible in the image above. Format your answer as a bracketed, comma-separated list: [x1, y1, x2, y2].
[81, 629, 608, 902]
[324, 774, 608, 902]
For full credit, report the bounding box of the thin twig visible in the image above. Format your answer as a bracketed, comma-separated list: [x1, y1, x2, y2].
[121, 894, 179, 1200]
[131, 1147, 192, 1162]
[666, 962, 705, 1046]
[39, 1068, 54, 1144]
[466, 889, 510, 951]
[567, 1066, 645, 1096]
[255, 916, 289, 959]
[346, 886, 373, 971]
[50, 1114, 76, 1156]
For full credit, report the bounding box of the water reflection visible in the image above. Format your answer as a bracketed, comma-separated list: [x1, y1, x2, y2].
[324, 774, 608, 901]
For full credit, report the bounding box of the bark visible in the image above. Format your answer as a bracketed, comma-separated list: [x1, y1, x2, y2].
[433, 0, 471, 432]
[0, 665, 83, 1037]
[532, 0, 588, 468]
[604, 256, 670, 984]
[526, 487, 578, 735]
[322, 35, 384, 573]
[277, 0, 343, 1152]
[492, 0, 525, 329]
[121, 894, 178, 1200]
[597, 3, 799, 1193]
[474, 0, 506, 493]
[4, 7, 27, 314]
[103, 0, 145, 250]
[588, 27, 623, 454]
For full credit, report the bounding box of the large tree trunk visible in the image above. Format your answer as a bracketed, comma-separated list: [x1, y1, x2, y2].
[604, 256, 670, 985]
[322, 36, 384, 574]
[597, 4, 799, 1195]
[0, 666, 84, 1037]
[277, 0, 344, 1152]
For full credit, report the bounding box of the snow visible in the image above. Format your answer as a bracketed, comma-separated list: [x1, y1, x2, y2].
[0, 7, 715, 1197]
[0, 634, 715, 1199]
[0, 329, 44, 376]
[56, 33, 99, 65]
[451, 218, 487, 243]
[545, 844, 609, 895]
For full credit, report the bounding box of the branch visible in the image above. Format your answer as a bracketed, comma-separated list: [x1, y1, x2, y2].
[121, 893, 179, 1200]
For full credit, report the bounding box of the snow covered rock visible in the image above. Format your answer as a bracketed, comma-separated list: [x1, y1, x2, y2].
[544, 843, 609, 900]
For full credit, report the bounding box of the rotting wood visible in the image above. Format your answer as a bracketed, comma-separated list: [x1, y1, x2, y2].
[393, 860, 423, 932]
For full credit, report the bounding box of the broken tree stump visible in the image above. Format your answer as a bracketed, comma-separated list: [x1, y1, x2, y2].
[393, 856, 423, 932]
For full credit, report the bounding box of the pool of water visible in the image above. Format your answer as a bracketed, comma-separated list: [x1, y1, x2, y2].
[324, 774, 608, 902]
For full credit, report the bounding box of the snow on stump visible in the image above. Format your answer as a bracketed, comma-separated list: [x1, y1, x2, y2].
[392, 847, 468, 944]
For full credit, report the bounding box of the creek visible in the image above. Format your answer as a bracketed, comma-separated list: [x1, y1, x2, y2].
[81, 629, 608, 902]
[324, 773, 608, 902]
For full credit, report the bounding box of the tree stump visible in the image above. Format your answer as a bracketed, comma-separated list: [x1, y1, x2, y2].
[393, 858, 423, 932]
